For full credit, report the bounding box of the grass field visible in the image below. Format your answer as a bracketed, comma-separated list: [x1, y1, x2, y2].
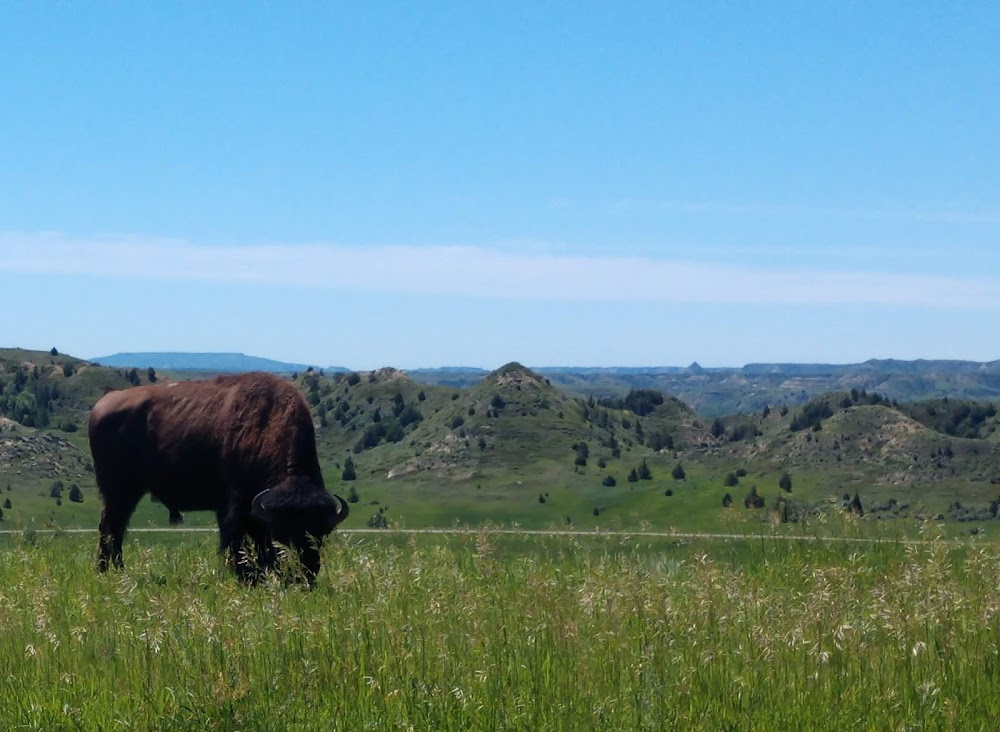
[2, 527, 1000, 730]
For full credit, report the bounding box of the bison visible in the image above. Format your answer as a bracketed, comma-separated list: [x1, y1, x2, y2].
[88, 372, 348, 582]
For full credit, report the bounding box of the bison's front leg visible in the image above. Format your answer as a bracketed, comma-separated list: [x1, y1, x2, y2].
[218, 510, 276, 584]
[292, 538, 323, 585]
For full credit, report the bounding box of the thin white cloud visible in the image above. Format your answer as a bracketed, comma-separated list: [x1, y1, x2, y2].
[2, 231, 998, 309]
[636, 200, 1000, 225]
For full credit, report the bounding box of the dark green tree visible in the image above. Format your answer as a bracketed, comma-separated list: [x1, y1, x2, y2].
[3, 498, 11, 509]
[638, 460, 652, 480]
[711, 418, 725, 438]
[127, 368, 140, 386]
[671, 463, 686, 480]
[348, 485, 360, 503]
[602, 475, 617, 487]
[779, 472, 793, 493]
[147, 367, 157, 383]
[69, 484, 84, 503]
[849, 492, 864, 515]
[627, 468, 639, 483]
[647, 430, 674, 451]
[383, 420, 405, 443]
[342, 456, 357, 481]
[398, 405, 423, 427]
[724, 472, 739, 487]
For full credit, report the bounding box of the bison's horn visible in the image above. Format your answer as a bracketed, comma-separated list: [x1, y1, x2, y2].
[330, 493, 350, 526]
[251, 489, 272, 523]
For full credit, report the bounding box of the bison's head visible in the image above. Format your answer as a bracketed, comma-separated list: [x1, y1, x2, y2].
[250, 477, 349, 579]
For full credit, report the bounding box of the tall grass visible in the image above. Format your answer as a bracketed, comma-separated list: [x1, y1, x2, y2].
[1, 530, 1000, 730]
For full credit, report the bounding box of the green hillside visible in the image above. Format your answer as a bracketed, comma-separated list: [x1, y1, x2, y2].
[2, 348, 1000, 536]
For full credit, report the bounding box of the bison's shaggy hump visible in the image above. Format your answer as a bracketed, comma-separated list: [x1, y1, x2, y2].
[89, 372, 348, 582]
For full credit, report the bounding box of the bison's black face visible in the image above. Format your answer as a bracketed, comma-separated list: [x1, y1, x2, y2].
[251, 478, 350, 579]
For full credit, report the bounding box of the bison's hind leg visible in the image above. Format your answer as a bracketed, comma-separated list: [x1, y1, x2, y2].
[96, 494, 142, 572]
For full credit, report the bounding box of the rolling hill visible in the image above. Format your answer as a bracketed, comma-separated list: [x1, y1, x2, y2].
[2, 347, 1000, 534]
[413, 359, 1000, 416]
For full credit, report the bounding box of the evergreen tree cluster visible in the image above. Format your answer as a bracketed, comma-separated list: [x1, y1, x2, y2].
[789, 399, 834, 432]
[0, 365, 58, 428]
[597, 389, 665, 417]
[903, 400, 998, 439]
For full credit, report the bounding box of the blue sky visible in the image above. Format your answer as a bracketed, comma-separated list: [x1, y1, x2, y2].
[1, 2, 998, 369]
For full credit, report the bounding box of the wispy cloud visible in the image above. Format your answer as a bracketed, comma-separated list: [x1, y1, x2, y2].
[611, 199, 1000, 225]
[2, 232, 998, 309]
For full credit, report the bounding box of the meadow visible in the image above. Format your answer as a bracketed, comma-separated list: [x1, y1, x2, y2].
[2, 525, 1000, 730]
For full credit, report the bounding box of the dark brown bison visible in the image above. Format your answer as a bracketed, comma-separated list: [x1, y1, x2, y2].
[88, 372, 348, 582]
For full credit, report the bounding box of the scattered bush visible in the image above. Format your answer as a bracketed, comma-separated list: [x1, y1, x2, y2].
[744, 485, 765, 509]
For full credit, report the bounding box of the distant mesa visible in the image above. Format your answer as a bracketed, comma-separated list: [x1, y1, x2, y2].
[90, 352, 348, 374]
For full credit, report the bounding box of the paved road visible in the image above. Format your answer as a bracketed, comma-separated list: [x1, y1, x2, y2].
[0, 526, 968, 545]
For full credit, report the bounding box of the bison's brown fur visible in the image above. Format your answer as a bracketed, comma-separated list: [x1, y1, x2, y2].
[88, 372, 348, 582]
